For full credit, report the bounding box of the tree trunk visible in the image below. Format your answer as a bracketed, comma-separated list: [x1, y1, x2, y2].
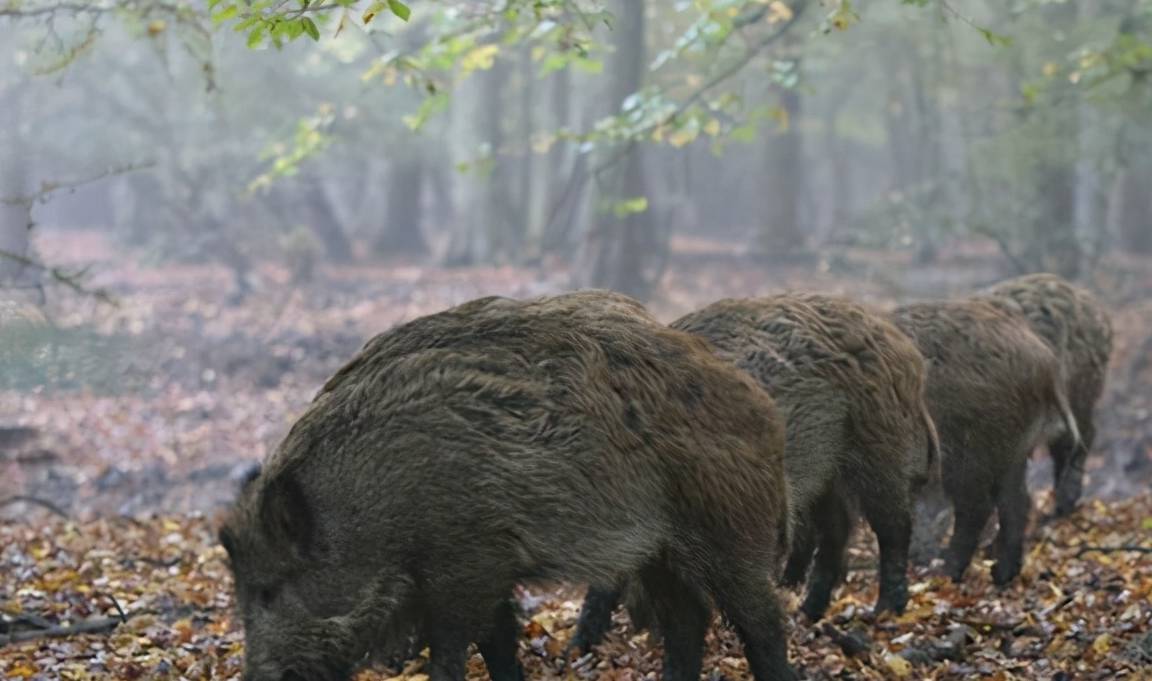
[1117, 164, 1152, 254]
[577, 0, 666, 299]
[1028, 1, 1083, 279]
[0, 79, 35, 290]
[376, 155, 428, 258]
[761, 82, 806, 257]
[445, 60, 518, 266]
[539, 65, 574, 256]
[300, 179, 354, 262]
[516, 45, 535, 244]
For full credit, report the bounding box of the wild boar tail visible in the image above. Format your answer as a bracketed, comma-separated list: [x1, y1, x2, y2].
[1049, 380, 1082, 451]
[917, 402, 942, 487]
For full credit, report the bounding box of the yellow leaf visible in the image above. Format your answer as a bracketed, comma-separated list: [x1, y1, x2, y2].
[147, 20, 167, 36]
[7, 663, 38, 679]
[884, 653, 912, 678]
[1092, 632, 1112, 654]
[703, 119, 721, 137]
[768, 1, 794, 23]
[461, 44, 499, 73]
[1042, 62, 1058, 77]
[668, 127, 698, 148]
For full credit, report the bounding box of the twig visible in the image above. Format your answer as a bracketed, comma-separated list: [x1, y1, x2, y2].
[0, 249, 116, 303]
[0, 162, 154, 207]
[0, 494, 69, 519]
[1076, 545, 1152, 557]
[102, 593, 128, 624]
[1039, 594, 1075, 617]
[0, 616, 122, 647]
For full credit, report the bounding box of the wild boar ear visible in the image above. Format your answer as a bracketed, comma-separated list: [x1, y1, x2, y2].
[259, 470, 317, 556]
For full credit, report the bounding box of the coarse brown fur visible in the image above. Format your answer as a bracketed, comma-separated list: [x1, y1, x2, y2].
[577, 293, 940, 639]
[673, 295, 939, 620]
[890, 299, 1080, 585]
[219, 290, 798, 681]
[980, 273, 1113, 516]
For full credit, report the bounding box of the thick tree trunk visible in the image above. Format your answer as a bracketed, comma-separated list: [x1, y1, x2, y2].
[577, 0, 667, 299]
[761, 83, 806, 257]
[0, 80, 35, 290]
[376, 156, 428, 258]
[1027, 1, 1083, 279]
[445, 60, 518, 266]
[1117, 165, 1152, 254]
[539, 65, 573, 256]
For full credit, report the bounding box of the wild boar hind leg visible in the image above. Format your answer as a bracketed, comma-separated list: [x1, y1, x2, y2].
[860, 489, 913, 615]
[799, 490, 853, 621]
[570, 585, 621, 653]
[991, 460, 1031, 586]
[477, 598, 526, 681]
[634, 562, 711, 681]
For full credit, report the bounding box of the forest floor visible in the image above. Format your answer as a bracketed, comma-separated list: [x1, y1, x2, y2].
[1, 230, 1151, 680]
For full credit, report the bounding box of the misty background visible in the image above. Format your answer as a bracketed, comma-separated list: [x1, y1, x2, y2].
[0, 0, 1150, 517]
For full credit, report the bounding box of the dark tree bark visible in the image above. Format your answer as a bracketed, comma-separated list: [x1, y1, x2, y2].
[577, 0, 667, 300]
[761, 82, 806, 257]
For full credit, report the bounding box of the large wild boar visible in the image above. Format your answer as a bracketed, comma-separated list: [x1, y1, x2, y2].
[891, 299, 1080, 584]
[219, 291, 798, 681]
[981, 273, 1112, 516]
[575, 293, 938, 645]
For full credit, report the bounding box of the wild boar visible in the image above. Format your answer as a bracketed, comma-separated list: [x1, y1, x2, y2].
[576, 293, 939, 642]
[981, 273, 1112, 516]
[219, 290, 798, 681]
[890, 299, 1080, 584]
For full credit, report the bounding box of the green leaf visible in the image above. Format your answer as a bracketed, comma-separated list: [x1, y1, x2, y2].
[978, 27, 1013, 47]
[211, 4, 239, 26]
[612, 196, 649, 218]
[302, 17, 320, 41]
[387, 0, 411, 21]
[247, 25, 266, 48]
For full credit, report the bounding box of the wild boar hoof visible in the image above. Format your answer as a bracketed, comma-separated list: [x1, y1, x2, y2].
[992, 561, 1020, 587]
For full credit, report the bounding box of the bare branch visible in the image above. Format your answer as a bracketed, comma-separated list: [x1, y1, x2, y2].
[1, 161, 155, 208]
[0, 494, 70, 520]
[0, 249, 116, 304]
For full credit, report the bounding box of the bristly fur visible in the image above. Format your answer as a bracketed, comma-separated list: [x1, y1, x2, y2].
[891, 298, 1080, 585]
[220, 290, 797, 681]
[980, 273, 1113, 516]
[670, 293, 939, 620]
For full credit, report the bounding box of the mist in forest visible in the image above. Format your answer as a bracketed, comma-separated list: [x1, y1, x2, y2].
[0, 0, 1149, 512]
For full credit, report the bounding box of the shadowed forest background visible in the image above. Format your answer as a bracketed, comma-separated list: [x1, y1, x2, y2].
[0, 1, 1150, 679]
